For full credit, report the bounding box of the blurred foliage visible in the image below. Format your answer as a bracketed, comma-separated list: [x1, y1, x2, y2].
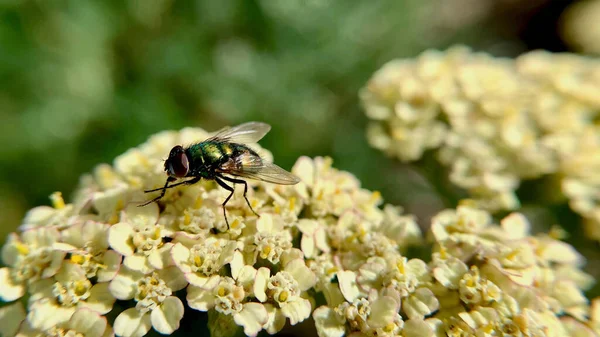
[0, 0, 583, 244]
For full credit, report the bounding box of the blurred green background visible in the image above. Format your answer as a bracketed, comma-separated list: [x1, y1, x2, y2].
[2, 0, 598, 292]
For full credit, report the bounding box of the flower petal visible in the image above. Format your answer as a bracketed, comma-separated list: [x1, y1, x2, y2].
[367, 296, 399, 328]
[147, 243, 174, 270]
[254, 267, 270, 303]
[41, 250, 66, 279]
[187, 285, 215, 311]
[68, 309, 107, 337]
[81, 283, 116, 314]
[151, 296, 184, 335]
[0, 301, 26, 337]
[108, 223, 135, 256]
[233, 302, 268, 337]
[185, 273, 212, 288]
[338, 270, 360, 302]
[313, 306, 345, 337]
[109, 271, 141, 300]
[281, 298, 312, 325]
[0, 268, 25, 301]
[285, 259, 316, 291]
[171, 243, 191, 274]
[123, 255, 153, 274]
[263, 303, 287, 335]
[113, 308, 152, 337]
[96, 250, 122, 282]
[229, 251, 244, 280]
[27, 300, 75, 331]
[403, 288, 440, 319]
[157, 266, 188, 292]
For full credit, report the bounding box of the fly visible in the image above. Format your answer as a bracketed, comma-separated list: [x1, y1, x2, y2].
[140, 122, 300, 228]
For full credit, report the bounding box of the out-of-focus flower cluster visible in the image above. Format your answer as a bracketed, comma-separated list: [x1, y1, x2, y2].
[361, 46, 600, 239]
[560, 0, 600, 55]
[0, 126, 423, 337]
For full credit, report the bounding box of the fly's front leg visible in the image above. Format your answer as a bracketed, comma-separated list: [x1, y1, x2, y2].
[140, 176, 201, 207]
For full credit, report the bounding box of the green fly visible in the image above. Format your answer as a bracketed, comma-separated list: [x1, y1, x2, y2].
[140, 122, 300, 228]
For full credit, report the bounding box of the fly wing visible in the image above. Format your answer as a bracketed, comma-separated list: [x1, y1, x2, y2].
[218, 151, 300, 185]
[207, 122, 271, 144]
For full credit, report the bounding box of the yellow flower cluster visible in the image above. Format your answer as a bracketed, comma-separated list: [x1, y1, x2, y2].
[0, 126, 597, 337]
[361, 46, 600, 239]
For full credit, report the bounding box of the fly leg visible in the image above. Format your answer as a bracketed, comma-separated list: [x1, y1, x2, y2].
[215, 176, 235, 229]
[139, 176, 200, 207]
[219, 175, 259, 217]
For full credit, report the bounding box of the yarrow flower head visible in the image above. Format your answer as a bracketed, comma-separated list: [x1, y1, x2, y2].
[1, 124, 597, 337]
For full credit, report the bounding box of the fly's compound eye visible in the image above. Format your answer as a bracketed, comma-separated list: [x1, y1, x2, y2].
[166, 146, 189, 178]
[172, 152, 189, 177]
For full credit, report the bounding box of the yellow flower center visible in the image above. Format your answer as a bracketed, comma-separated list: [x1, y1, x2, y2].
[278, 291, 289, 303]
[50, 192, 66, 209]
[15, 242, 29, 255]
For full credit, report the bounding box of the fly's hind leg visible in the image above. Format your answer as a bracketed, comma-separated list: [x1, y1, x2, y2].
[219, 175, 259, 217]
[215, 176, 235, 229]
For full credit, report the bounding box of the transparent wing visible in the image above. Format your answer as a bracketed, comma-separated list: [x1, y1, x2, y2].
[207, 122, 271, 144]
[218, 152, 300, 185]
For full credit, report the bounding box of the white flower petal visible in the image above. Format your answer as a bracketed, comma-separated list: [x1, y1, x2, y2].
[1, 234, 21, 266]
[41, 251, 66, 279]
[81, 221, 110, 251]
[281, 298, 312, 325]
[185, 273, 212, 288]
[367, 296, 399, 328]
[254, 268, 270, 303]
[108, 223, 135, 256]
[263, 303, 287, 335]
[300, 235, 316, 258]
[96, 250, 122, 282]
[151, 296, 184, 335]
[55, 262, 86, 284]
[403, 318, 434, 337]
[256, 214, 274, 232]
[314, 227, 330, 253]
[27, 300, 75, 331]
[157, 266, 188, 291]
[113, 308, 152, 337]
[28, 279, 54, 304]
[338, 271, 360, 302]
[121, 203, 159, 224]
[82, 283, 116, 315]
[68, 309, 107, 337]
[19, 206, 56, 231]
[0, 268, 25, 301]
[233, 302, 268, 337]
[0, 301, 26, 337]
[123, 255, 153, 274]
[147, 243, 174, 270]
[21, 228, 59, 247]
[186, 285, 215, 311]
[171, 243, 191, 274]
[109, 271, 141, 300]
[235, 266, 257, 287]
[403, 288, 439, 319]
[313, 306, 345, 337]
[229, 251, 244, 280]
[285, 259, 316, 291]
[15, 320, 40, 337]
